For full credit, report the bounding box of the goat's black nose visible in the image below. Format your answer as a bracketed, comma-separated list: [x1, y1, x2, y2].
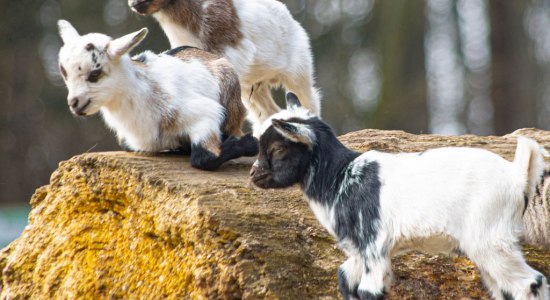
[69, 97, 79, 108]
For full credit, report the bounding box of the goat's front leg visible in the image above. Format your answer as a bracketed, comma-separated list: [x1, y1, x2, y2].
[117, 137, 135, 152]
[338, 256, 362, 300]
[189, 125, 258, 171]
[219, 134, 258, 159]
[357, 252, 391, 300]
[189, 127, 224, 170]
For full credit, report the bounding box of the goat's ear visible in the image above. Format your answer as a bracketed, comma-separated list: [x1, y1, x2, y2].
[58, 20, 80, 44]
[271, 119, 315, 148]
[285, 92, 302, 109]
[107, 28, 148, 58]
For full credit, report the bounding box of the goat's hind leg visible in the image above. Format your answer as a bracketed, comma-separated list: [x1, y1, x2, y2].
[466, 243, 548, 300]
[242, 83, 280, 137]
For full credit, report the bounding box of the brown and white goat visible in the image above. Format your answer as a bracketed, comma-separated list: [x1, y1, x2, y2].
[58, 20, 258, 170]
[128, 0, 321, 136]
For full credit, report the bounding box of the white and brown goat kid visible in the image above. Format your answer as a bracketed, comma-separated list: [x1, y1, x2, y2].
[58, 20, 258, 170]
[128, 0, 321, 136]
[250, 93, 549, 300]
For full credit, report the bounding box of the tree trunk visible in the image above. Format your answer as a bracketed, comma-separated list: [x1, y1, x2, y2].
[371, 0, 429, 134]
[489, 0, 537, 135]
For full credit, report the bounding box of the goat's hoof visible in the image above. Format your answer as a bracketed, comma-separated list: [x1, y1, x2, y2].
[239, 134, 259, 156]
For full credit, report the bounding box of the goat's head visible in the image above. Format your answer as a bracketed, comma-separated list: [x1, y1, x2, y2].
[57, 20, 148, 116]
[250, 93, 318, 189]
[128, 0, 170, 15]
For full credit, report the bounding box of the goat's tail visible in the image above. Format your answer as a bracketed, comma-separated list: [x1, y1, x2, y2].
[514, 136, 546, 201]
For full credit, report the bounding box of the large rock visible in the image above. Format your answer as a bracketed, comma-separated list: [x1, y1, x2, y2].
[1, 129, 549, 299]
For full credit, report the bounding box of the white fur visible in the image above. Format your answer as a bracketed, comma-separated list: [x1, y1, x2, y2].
[336, 140, 547, 299]
[363, 147, 526, 249]
[153, 0, 321, 136]
[58, 21, 226, 152]
[309, 201, 336, 237]
[259, 105, 314, 135]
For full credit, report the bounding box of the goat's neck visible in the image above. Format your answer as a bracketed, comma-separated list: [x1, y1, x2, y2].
[104, 57, 152, 114]
[301, 134, 361, 206]
[100, 56, 161, 136]
[156, 0, 203, 32]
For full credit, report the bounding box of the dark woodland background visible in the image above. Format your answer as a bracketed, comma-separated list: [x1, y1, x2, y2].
[1, 0, 550, 207]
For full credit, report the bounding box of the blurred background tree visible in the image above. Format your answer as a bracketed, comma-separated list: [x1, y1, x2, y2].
[1, 0, 549, 209]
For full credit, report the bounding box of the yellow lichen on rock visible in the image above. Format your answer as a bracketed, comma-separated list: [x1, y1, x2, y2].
[0, 153, 343, 299]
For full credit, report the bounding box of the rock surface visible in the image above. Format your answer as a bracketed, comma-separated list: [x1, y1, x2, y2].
[1, 128, 549, 299]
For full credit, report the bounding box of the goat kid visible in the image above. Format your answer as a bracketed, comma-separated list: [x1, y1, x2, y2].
[128, 0, 321, 136]
[250, 93, 549, 300]
[58, 20, 258, 170]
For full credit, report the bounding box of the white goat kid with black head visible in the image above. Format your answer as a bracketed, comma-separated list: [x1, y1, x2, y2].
[128, 0, 321, 136]
[250, 93, 549, 300]
[58, 20, 258, 170]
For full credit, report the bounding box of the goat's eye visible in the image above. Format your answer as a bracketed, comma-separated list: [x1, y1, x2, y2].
[87, 69, 103, 83]
[271, 145, 287, 158]
[59, 65, 67, 79]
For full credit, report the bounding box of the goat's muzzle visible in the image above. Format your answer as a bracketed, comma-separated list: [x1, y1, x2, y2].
[69, 98, 92, 116]
[129, 0, 153, 14]
[250, 161, 273, 188]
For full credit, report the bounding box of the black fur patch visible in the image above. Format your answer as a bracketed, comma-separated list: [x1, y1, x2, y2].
[337, 267, 359, 300]
[502, 290, 514, 300]
[334, 161, 381, 250]
[191, 134, 258, 171]
[220, 134, 259, 159]
[85, 43, 95, 51]
[190, 144, 220, 171]
[297, 118, 361, 203]
[164, 46, 199, 56]
[531, 275, 543, 297]
[292, 118, 381, 249]
[254, 124, 315, 188]
[357, 290, 385, 300]
[132, 53, 147, 63]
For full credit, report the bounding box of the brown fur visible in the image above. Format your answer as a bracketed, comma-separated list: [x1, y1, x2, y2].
[159, 109, 180, 135]
[169, 46, 219, 61]
[213, 61, 244, 137]
[135, 0, 243, 53]
[200, 132, 221, 156]
[169, 47, 245, 137]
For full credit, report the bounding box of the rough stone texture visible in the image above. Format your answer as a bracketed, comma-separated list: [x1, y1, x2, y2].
[1, 128, 549, 299]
